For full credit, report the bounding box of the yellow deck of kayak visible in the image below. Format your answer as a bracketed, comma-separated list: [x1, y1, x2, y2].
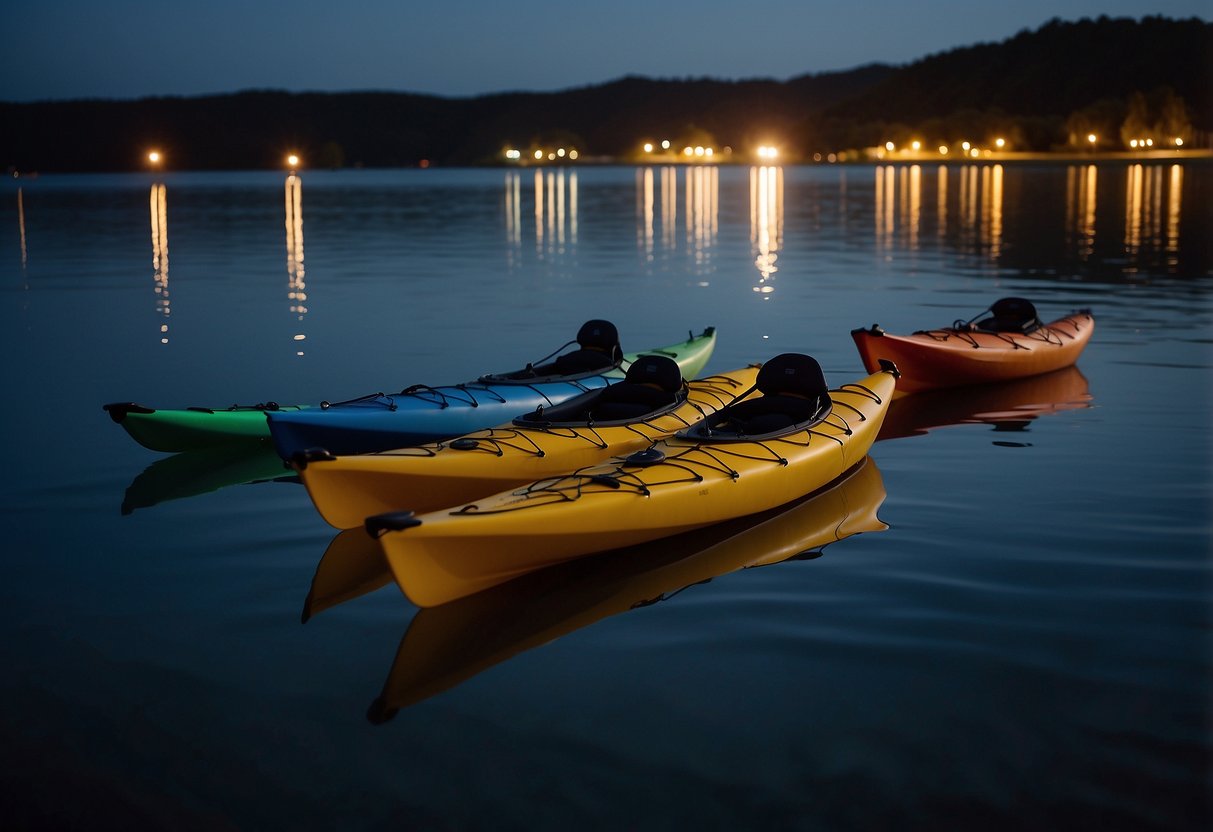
[298, 366, 760, 529]
[374, 366, 898, 606]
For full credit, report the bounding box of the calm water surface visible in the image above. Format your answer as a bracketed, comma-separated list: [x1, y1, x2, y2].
[2, 163, 1210, 829]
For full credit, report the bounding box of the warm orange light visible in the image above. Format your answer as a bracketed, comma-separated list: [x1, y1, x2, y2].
[969, 148, 979, 158]
[643, 142, 653, 153]
[147, 150, 162, 165]
[534, 149, 544, 159]
[661, 139, 671, 150]
[1145, 138, 1154, 147]
[1175, 138, 1184, 147]
[683, 146, 693, 156]
[939, 145, 949, 155]
[1130, 139, 1138, 148]
[568, 149, 579, 160]
[287, 154, 300, 168]
[884, 141, 894, 152]
[1087, 134, 1097, 144]
[961, 141, 971, 151]
[911, 140, 921, 151]
[995, 137, 1005, 148]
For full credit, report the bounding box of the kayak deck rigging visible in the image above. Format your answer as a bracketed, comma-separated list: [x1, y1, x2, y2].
[447, 377, 886, 515]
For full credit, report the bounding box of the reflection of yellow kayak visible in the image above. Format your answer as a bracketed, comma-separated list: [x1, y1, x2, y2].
[294, 366, 759, 529]
[370, 365, 897, 607]
[877, 365, 1093, 441]
[369, 456, 888, 718]
[120, 444, 293, 514]
[301, 528, 393, 623]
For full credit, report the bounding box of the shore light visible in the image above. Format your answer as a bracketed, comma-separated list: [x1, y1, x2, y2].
[995, 137, 1006, 148]
[643, 142, 653, 153]
[569, 149, 579, 160]
[939, 145, 949, 155]
[534, 149, 544, 160]
[1145, 138, 1154, 147]
[962, 141, 971, 151]
[1175, 138, 1184, 147]
[969, 148, 979, 158]
[147, 150, 162, 165]
[683, 146, 693, 156]
[287, 154, 300, 169]
[1088, 134, 1097, 145]
[1130, 139, 1138, 148]
[885, 141, 894, 152]
[911, 140, 921, 151]
[557, 148, 566, 158]
[661, 140, 671, 150]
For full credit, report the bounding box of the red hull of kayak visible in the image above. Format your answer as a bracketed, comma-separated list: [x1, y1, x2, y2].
[851, 312, 1094, 395]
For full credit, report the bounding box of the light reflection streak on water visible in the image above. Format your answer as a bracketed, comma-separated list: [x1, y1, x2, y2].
[534, 169, 544, 248]
[285, 174, 306, 355]
[1166, 165, 1182, 266]
[150, 183, 169, 344]
[661, 166, 677, 249]
[17, 187, 28, 270]
[986, 165, 1003, 260]
[1066, 165, 1098, 260]
[641, 167, 654, 260]
[908, 165, 921, 250]
[937, 166, 947, 238]
[683, 166, 718, 270]
[525, 169, 578, 258]
[750, 166, 782, 295]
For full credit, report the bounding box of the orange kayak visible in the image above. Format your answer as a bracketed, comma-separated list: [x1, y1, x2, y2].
[852, 309, 1094, 395]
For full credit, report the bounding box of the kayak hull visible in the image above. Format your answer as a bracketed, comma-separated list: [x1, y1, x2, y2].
[268, 328, 719, 458]
[851, 312, 1094, 396]
[372, 367, 898, 606]
[295, 366, 760, 528]
[105, 328, 716, 453]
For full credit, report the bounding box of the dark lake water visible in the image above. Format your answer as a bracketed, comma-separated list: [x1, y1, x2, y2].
[2, 162, 1210, 829]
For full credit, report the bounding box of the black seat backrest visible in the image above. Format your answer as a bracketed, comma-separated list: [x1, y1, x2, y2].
[576, 319, 621, 359]
[975, 297, 1041, 333]
[755, 353, 828, 400]
[623, 354, 682, 392]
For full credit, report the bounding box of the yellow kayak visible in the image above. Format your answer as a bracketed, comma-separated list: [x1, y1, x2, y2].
[294, 359, 760, 529]
[370, 456, 888, 715]
[368, 355, 899, 606]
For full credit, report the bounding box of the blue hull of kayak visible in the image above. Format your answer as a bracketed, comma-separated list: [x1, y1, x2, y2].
[268, 378, 614, 458]
[268, 328, 718, 458]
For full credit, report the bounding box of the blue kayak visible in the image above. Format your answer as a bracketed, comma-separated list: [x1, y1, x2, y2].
[268, 324, 718, 459]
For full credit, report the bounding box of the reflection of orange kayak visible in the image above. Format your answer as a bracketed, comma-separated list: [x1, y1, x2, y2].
[368, 457, 887, 719]
[852, 310, 1094, 396]
[877, 365, 1093, 441]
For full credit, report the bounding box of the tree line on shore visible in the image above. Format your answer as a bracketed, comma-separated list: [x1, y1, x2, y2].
[2, 15, 1209, 172]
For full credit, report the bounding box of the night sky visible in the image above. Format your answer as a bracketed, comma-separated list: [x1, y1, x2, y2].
[3, 0, 1209, 102]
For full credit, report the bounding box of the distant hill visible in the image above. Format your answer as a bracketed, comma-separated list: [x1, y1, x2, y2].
[1, 15, 1209, 171]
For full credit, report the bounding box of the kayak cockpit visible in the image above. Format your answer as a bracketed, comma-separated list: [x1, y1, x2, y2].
[479, 319, 624, 385]
[679, 353, 832, 442]
[514, 354, 687, 428]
